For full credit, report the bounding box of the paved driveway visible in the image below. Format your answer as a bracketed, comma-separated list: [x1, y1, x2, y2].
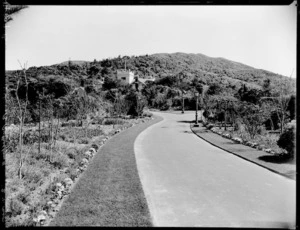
[134, 111, 295, 227]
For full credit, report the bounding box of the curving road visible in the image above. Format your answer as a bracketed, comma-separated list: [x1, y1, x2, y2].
[134, 111, 295, 228]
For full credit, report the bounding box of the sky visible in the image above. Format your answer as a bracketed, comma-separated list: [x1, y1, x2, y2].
[5, 3, 297, 78]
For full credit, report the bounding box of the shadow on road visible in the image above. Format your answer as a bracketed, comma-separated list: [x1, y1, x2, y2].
[258, 155, 295, 164]
[177, 120, 193, 123]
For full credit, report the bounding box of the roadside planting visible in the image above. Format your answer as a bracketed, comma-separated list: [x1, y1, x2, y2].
[4, 115, 154, 227]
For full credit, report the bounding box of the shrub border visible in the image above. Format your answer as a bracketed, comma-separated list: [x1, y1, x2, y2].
[190, 123, 295, 181]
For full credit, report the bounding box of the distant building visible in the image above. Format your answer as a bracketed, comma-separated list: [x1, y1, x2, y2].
[131, 75, 156, 91]
[131, 77, 145, 91]
[115, 69, 156, 92]
[116, 69, 135, 84]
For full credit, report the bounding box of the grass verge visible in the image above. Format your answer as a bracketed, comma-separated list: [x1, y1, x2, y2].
[49, 115, 162, 226]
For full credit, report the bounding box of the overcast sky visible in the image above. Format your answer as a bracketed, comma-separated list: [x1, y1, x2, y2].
[5, 3, 297, 78]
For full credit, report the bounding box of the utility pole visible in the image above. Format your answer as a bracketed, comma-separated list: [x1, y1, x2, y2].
[38, 90, 41, 155]
[224, 100, 227, 131]
[217, 100, 221, 129]
[181, 91, 184, 114]
[194, 91, 199, 127]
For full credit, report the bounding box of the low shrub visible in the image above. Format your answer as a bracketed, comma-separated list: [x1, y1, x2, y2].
[206, 123, 214, 130]
[3, 134, 19, 153]
[78, 137, 89, 144]
[91, 143, 99, 151]
[25, 155, 38, 166]
[22, 131, 39, 145]
[8, 199, 24, 217]
[103, 118, 125, 125]
[44, 182, 57, 196]
[6, 177, 25, 195]
[6, 214, 31, 227]
[34, 148, 51, 161]
[233, 120, 245, 132]
[66, 166, 78, 181]
[5, 153, 19, 178]
[22, 129, 51, 145]
[62, 127, 104, 140]
[73, 152, 85, 167]
[89, 128, 104, 137]
[51, 152, 69, 169]
[91, 116, 105, 125]
[257, 125, 267, 135]
[40, 166, 52, 177]
[59, 134, 66, 141]
[65, 148, 77, 159]
[277, 126, 295, 158]
[16, 189, 31, 205]
[142, 111, 153, 117]
[22, 166, 44, 184]
[160, 102, 172, 111]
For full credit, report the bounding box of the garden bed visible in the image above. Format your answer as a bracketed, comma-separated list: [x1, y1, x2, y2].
[204, 123, 288, 156]
[4, 115, 154, 227]
[190, 123, 296, 180]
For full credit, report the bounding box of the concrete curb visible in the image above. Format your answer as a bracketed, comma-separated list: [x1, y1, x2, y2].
[190, 123, 295, 181]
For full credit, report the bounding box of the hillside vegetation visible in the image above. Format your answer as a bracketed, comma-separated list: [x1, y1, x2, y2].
[5, 51, 296, 154]
[4, 52, 296, 226]
[6, 52, 295, 93]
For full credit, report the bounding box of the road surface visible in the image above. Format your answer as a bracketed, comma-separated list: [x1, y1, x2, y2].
[134, 111, 295, 228]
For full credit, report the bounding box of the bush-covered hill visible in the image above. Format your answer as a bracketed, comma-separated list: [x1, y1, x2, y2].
[6, 52, 295, 95]
[5, 52, 295, 119]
